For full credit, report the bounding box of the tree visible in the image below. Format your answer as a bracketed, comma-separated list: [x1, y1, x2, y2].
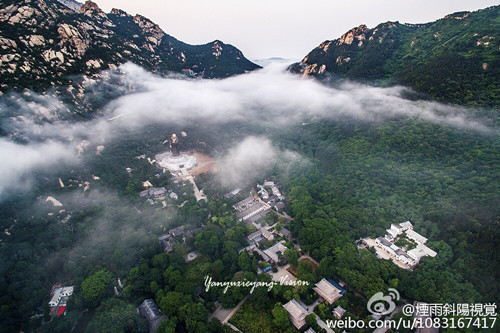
[42, 303, 51, 323]
[284, 248, 299, 267]
[179, 303, 209, 331]
[158, 292, 191, 317]
[317, 256, 335, 278]
[41, 311, 79, 333]
[296, 261, 315, 284]
[156, 317, 177, 333]
[305, 313, 316, 327]
[125, 178, 142, 197]
[212, 259, 225, 277]
[150, 281, 159, 294]
[238, 251, 252, 272]
[85, 298, 146, 332]
[81, 269, 113, 303]
[206, 318, 230, 333]
[272, 302, 290, 329]
[249, 274, 273, 310]
[388, 278, 399, 289]
[161, 265, 184, 290]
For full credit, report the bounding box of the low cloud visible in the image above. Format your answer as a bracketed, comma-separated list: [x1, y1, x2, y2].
[0, 138, 75, 197]
[216, 136, 303, 187]
[33, 188, 171, 276]
[0, 62, 497, 197]
[108, 63, 496, 133]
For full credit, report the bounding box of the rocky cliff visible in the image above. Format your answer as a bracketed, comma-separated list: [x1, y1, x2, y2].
[290, 6, 499, 106]
[0, 0, 259, 93]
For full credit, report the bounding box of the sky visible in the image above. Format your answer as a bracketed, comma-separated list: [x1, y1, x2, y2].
[93, 0, 498, 60]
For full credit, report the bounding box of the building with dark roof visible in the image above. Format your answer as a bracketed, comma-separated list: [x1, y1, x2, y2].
[247, 228, 275, 245]
[159, 225, 195, 253]
[280, 227, 292, 239]
[169, 226, 186, 237]
[168, 225, 193, 240]
[158, 234, 174, 253]
[233, 196, 256, 211]
[139, 299, 166, 333]
[272, 201, 286, 212]
[139, 187, 167, 199]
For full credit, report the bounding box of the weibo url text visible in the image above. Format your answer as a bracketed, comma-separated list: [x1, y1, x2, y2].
[327, 317, 497, 330]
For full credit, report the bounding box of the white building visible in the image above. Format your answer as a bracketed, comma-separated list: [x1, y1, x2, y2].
[395, 248, 417, 266]
[406, 229, 428, 244]
[375, 237, 417, 266]
[261, 180, 283, 198]
[258, 188, 269, 200]
[375, 237, 396, 256]
[386, 228, 399, 240]
[399, 221, 413, 231]
[224, 188, 241, 199]
[49, 286, 74, 307]
[263, 242, 288, 263]
[408, 244, 437, 261]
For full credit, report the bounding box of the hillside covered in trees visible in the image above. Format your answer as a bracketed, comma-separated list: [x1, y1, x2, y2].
[290, 6, 500, 106]
[0, 112, 497, 332]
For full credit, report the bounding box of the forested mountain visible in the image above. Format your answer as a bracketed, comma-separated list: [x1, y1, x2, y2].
[290, 6, 499, 106]
[0, 0, 259, 93]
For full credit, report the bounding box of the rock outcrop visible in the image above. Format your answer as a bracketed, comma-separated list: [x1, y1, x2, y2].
[0, 0, 259, 92]
[289, 6, 499, 106]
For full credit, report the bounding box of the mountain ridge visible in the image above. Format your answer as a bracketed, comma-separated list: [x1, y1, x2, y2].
[0, 0, 260, 93]
[290, 6, 499, 106]
[56, 0, 83, 12]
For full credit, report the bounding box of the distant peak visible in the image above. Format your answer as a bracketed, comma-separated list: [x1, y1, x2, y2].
[338, 24, 369, 45]
[133, 14, 161, 30]
[133, 14, 153, 24]
[212, 40, 224, 57]
[133, 14, 165, 41]
[110, 8, 129, 17]
[382, 21, 399, 28]
[78, 0, 104, 16]
[444, 11, 470, 20]
[56, 0, 83, 12]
